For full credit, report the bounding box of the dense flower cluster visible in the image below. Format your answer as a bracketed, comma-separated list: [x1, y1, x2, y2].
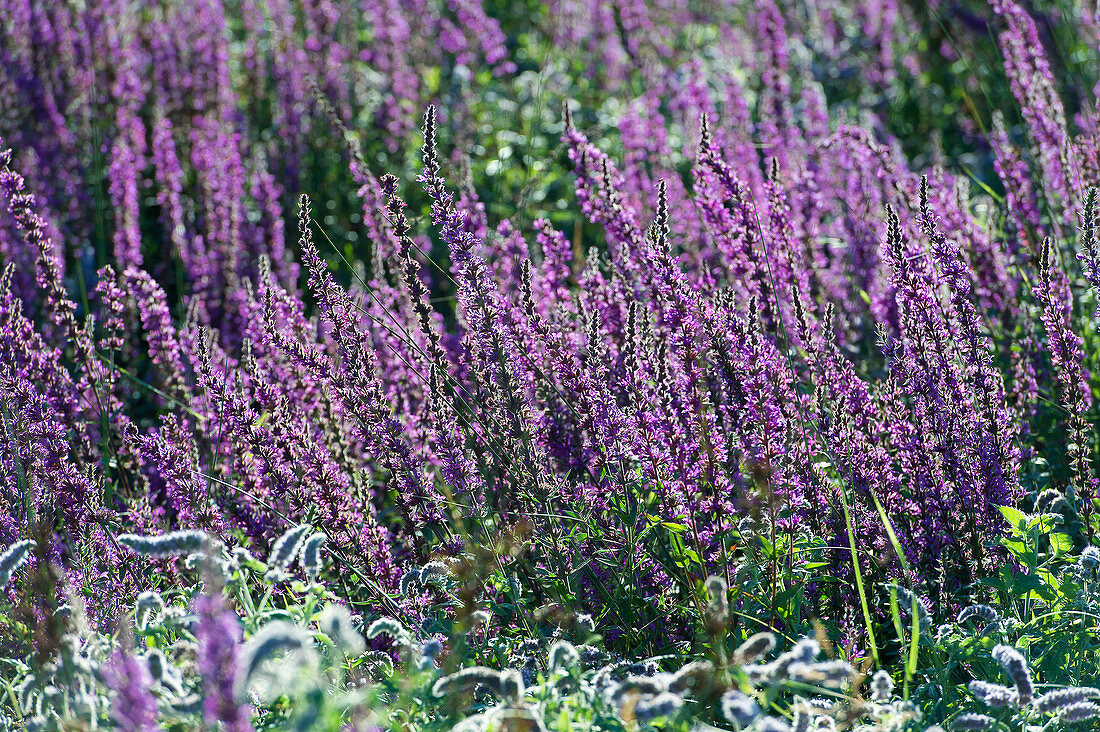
[5, 0, 1100, 728]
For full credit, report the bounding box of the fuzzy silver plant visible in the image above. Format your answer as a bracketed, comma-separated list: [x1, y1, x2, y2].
[756, 716, 794, 732]
[419, 639, 443, 666]
[1033, 687, 1100, 714]
[167, 693, 204, 715]
[266, 523, 313, 573]
[883, 584, 931, 631]
[634, 691, 684, 721]
[450, 705, 549, 732]
[318, 604, 365, 656]
[746, 638, 820, 685]
[365, 616, 413, 647]
[967, 680, 1017, 708]
[117, 530, 208, 558]
[791, 704, 814, 732]
[787, 660, 854, 688]
[990, 644, 1033, 705]
[134, 589, 166, 634]
[935, 623, 957, 645]
[398, 569, 424, 597]
[870, 670, 894, 703]
[144, 648, 185, 696]
[399, 560, 452, 597]
[13, 630, 112, 729]
[360, 650, 395, 679]
[432, 667, 525, 705]
[301, 532, 327, 580]
[721, 689, 761, 727]
[231, 546, 263, 571]
[955, 604, 999, 628]
[1081, 546, 1100, 571]
[548, 640, 580, 674]
[184, 550, 234, 583]
[949, 712, 996, 730]
[1033, 487, 1069, 515]
[705, 575, 729, 627]
[604, 672, 672, 711]
[1058, 701, 1100, 723]
[734, 632, 777, 665]
[669, 660, 715, 695]
[0, 539, 34, 588]
[234, 620, 315, 702]
[420, 560, 450, 579]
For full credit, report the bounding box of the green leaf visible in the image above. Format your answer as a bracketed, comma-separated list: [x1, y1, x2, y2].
[1050, 532, 1073, 556]
[999, 505, 1028, 533]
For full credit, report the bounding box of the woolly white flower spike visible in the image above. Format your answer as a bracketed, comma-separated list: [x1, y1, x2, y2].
[791, 704, 812, 732]
[419, 639, 443, 664]
[884, 584, 931, 630]
[548, 640, 579, 674]
[705, 575, 729, 626]
[634, 691, 683, 721]
[301, 532, 327, 580]
[1081, 546, 1100, 570]
[669, 660, 715, 695]
[432, 666, 524, 704]
[751, 638, 821, 683]
[1034, 487, 1067, 514]
[788, 660, 854, 688]
[1034, 687, 1100, 714]
[991, 644, 1033, 705]
[398, 569, 423, 597]
[231, 547, 261, 569]
[0, 539, 34, 588]
[968, 680, 1017, 708]
[467, 609, 490, 631]
[870, 670, 894, 703]
[144, 649, 184, 695]
[950, 712, 996, 730]
[365, 617, 411, 645]
[266, 524, 312, 570]
[168, 694, 203, 715]
[420, 560, 449, 579]
[604, 673, 668, 703]
[318, 604, 364, 656]
[134, 591, 166, 633]
[733, 632, 777, 665]
[234, 621, 312, 701]
[756, 716, 793, 732]
[956, 604, 999, 627]
[362, 651, 394, 678]
[117, 530, 208, 558]
[499, 669, 524, 704]
[1059, 701, 1100, 723]
[721, 690, 761, 727]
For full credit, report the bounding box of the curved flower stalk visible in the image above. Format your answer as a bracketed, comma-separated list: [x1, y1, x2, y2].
[0, 538, 34, 588]
[117, 530, 209, 558]
[991, 0, 1080, 228]
[233, 620, 316, 703]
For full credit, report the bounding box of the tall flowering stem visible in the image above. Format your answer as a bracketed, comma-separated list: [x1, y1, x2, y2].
[1034, 236, 1094, 534]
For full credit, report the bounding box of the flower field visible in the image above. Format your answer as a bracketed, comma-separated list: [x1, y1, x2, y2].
[4, 0, 1100, 730]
